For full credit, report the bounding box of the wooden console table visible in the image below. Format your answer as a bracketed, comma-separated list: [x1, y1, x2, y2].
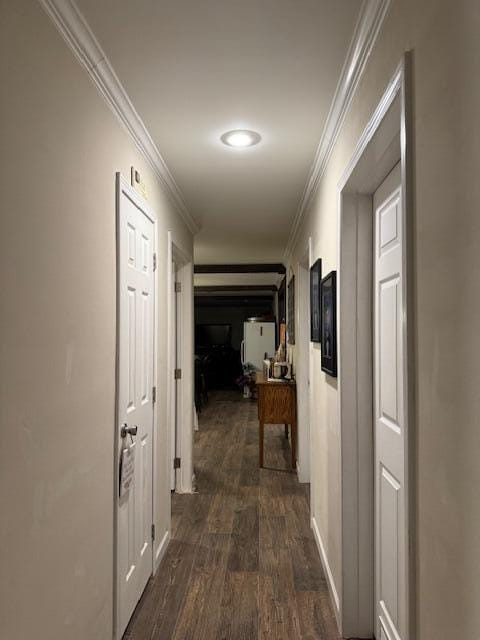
[256, 371, 297, 468]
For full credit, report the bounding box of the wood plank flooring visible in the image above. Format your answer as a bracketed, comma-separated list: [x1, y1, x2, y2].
[124, 390, 340, 640]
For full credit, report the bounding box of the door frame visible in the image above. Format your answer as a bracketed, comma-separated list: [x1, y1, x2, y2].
[114, 174, 159, 639]
[167, 231, 194, 495]
[336, 54, 416, 638]
[169, 257, 178, 492]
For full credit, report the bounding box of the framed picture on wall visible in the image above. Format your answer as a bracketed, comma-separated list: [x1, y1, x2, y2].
[310, 259, 322, 342]
[287, 275, 295, 344]
[321, 270, 337, 376]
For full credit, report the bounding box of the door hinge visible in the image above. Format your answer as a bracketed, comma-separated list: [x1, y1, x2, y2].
[175, 281, 182, 293]
[174, 368, 182, 380]
[152, 386, 156, 404]
[153, 253, 157, 271]
[151, 524, 155, 541]
[173, 457, 181, 469]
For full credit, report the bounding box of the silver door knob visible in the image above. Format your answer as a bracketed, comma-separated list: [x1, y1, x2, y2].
[120, 424, 138, 439]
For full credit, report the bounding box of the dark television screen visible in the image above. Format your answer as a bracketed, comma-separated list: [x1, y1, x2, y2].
[196, 324, 232, 347]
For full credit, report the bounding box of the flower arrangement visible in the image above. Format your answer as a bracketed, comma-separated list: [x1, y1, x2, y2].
[236, 362, 257, 398]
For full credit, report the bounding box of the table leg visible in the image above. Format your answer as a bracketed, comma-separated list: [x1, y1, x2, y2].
[284, 423, 289, 439]
[259, 421, 264, 468]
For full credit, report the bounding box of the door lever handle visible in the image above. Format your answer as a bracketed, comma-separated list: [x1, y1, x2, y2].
[120, 424, 138, 439]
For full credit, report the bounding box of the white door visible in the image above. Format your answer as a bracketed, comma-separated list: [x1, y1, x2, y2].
[117, 177, 155, 639]
[374, 163, 408, 640]
[242, 322, 276, 370]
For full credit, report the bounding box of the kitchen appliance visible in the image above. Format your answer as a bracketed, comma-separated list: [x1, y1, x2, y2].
[241, 321, 276, 370]
[272, 362, 291, 379]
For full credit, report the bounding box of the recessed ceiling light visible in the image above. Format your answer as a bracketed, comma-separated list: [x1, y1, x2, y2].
[220, 129, 261, 148]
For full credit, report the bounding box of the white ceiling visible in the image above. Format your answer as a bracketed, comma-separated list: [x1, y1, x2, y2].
[77, 0, 363, 264]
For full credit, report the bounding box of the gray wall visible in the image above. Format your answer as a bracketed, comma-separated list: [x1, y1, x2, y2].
[288, 1, 480, 638]
[0, 2, 192, 638]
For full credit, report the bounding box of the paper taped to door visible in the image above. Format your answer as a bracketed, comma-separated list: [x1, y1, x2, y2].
[119, 444, 135, 497]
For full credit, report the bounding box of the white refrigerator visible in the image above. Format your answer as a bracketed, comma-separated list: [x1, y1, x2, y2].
[241, 321, 276, 370]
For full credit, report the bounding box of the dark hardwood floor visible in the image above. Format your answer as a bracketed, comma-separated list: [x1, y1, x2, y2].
[124, 390, 340, 640]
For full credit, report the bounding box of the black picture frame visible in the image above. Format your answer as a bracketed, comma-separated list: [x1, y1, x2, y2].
[310, 259, 322, 342]
[287, 275, 295, 344]
[320, 270, 337, 377]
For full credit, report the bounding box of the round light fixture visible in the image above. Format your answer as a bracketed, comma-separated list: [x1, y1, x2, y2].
[220, 129, 261, 148]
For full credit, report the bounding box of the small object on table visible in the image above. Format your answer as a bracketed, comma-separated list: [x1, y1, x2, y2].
[272, 361, 291, 380]
[263, 358, 273, 379]
[255, 371, 296, 469]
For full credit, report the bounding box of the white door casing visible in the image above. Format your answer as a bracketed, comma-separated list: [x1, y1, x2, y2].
[167, 233, 194, 495]
[174, 267, 183, 489]
[116, 176, 155, 639]
[296, 257, 311, 483]
[337, 58, 413, 639]
[374, 163, 407, 640]
[170, 259, 178, 491]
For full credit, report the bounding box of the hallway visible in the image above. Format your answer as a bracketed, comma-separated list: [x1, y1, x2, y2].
[4, 1, 480, 638]
[124, 392, 339, 640]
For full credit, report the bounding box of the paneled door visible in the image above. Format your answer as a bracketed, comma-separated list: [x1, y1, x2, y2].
[116, 176, 155, 639]
[374, 163, 408, 640]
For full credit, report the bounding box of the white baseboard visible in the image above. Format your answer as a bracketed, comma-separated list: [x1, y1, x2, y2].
[175, 476, 196, 494]
[175, 470, 195, 493]
[154, 529, 170, 573]
[296, 462, 310, 484]
[311, 516, 341, 626]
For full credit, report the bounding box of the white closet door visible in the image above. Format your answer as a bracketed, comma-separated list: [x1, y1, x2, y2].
[374, 163, 407, 640]
[117, 180, 155, 639]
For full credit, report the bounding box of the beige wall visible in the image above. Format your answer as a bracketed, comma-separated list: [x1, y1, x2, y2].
[289, 0, 480, 638]
[0, 2, 193, 639]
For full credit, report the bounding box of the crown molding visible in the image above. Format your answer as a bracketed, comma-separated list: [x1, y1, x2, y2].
[38, 0, 200, 235]
[283, 0, 392, 262]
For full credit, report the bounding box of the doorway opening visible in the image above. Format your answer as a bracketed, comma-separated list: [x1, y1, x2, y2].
[193, 267, 283, 403]
[337, 55, 415, 639]
[167, 232, 194, 495]
[170, 257, 180, 491]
